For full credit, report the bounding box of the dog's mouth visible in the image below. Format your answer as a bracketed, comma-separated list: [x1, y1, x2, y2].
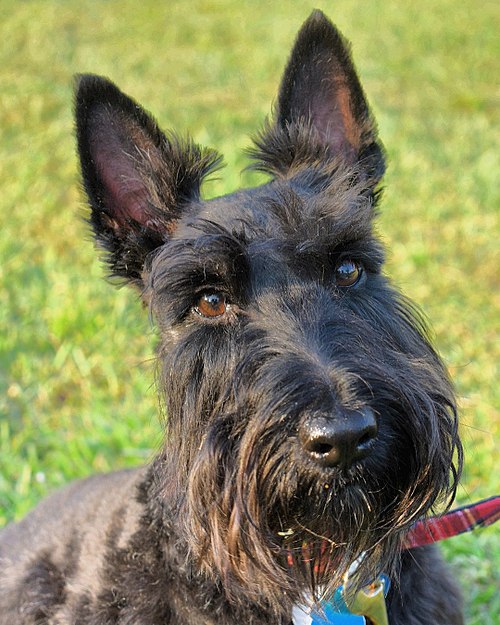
[272, 526, 361, 590]
[283, 536, 341, 577]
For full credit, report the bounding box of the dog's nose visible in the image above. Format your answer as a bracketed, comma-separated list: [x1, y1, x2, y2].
[299, 408, 377, 469]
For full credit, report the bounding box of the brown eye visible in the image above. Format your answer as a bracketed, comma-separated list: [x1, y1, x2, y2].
[195, 292, 228, 318]
[335, 260, 362, 287]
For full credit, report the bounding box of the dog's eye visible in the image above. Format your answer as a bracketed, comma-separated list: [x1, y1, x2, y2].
[195, 292, 228, 318]
[334, 260, 362, 287]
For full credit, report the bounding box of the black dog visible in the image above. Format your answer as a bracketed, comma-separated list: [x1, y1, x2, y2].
[0, 11, 464, 625]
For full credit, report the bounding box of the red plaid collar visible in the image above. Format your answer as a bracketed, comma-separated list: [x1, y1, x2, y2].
[404, 495, 500, 549]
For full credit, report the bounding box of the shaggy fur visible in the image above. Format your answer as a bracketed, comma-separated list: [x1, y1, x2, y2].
[0, 11, 463, 624]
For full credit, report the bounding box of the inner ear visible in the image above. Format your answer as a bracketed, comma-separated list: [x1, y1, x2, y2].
[87, 105, 166, 231]
[75, 74, 222, 287]
[277, 11, 380, 165]
[77, 75, 184, 242]
[278, 38, 366, 164]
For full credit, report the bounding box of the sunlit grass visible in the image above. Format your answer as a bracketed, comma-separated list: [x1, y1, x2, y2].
[0, 1, 498, 621]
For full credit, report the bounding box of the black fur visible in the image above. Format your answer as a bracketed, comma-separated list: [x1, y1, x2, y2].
[0, 11, 463, 625]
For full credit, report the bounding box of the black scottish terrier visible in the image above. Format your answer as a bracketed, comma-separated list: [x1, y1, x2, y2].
[0, 11, 464, 625]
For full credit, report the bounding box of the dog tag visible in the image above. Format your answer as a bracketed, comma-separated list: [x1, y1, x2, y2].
[292, 595, 366, 624]
[343, 577, 389, 625]
[312, 605, 365, 624]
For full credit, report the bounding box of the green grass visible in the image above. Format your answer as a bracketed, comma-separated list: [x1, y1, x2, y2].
[0, 0, 498, 621]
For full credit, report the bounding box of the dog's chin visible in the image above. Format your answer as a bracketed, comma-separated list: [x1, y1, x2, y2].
[184, 472, 407, 618]
[277, 524, 396, 595]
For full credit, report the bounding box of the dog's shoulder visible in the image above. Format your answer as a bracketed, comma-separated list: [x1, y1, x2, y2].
[0, 467, 148, 621]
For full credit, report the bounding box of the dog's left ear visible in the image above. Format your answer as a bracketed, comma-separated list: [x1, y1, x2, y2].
[253, 10, 385, 185]
[75, 74, 221, 289]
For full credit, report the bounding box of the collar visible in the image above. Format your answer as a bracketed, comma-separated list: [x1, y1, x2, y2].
[404, 495, 500, 549]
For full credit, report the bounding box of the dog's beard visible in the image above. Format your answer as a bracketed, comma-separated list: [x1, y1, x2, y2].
[180, 404, 457, 618]
[185, 448, 394, 616]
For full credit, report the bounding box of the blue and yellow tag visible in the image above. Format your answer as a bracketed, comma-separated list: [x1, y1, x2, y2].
[292, 575, 390, 625]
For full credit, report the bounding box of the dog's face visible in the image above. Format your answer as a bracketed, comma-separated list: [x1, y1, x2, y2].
[76, 10, 461, 614]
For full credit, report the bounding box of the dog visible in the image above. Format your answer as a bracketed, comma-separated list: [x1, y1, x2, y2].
[0, 10, 464, 624]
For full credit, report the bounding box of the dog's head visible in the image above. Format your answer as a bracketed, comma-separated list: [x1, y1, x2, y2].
[75, 10, 462, 615]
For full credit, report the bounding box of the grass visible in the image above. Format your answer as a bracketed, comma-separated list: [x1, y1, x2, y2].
[0, 0, 498, 621]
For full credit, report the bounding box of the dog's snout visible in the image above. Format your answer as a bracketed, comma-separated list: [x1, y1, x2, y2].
[299, 407, 377, 469]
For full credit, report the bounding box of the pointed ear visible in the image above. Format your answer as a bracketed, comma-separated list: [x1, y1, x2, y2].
[252, 11, 385, 185]
[75, 75, 221, 287]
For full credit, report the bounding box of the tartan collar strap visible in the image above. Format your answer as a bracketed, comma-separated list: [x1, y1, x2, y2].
[404, 495, 500, 549]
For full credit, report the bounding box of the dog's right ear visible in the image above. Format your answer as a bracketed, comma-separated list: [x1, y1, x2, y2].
[75, 75, 221, 288]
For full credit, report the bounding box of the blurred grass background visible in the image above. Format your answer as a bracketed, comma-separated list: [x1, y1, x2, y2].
[0, 0, 498, 621]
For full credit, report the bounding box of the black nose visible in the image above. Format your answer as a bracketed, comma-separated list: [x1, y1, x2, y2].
[299, 407, 377, 469]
